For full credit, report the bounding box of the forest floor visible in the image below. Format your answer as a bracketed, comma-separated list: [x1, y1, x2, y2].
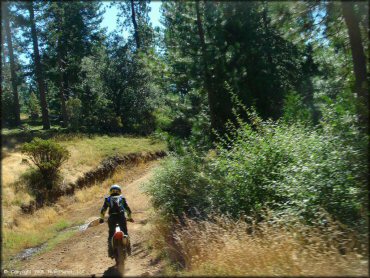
[5, 161, 164, 277]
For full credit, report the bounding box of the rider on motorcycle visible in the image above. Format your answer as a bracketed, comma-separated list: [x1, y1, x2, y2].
[100, 184, 133, 258]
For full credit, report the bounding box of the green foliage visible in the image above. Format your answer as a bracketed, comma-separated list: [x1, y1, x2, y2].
[21, 138, 70, 189]
[147, 111, 367, 231]
[115, 0, 154, 50]
[2, 1, 368, 140]
[147, 152, 211, 218]
[162, 1, 318, 136]
[27, 92, 40, 121]
[214, 116, 366, 228]
[101, 36, 157, 134]
[20, 137, 70, 206]
[282, 91, 312, 124]
[19, 168, 61, 206]
[1, 89, 15, 126]
[66, 98, 82, 131]
[42, 1, 105, 105]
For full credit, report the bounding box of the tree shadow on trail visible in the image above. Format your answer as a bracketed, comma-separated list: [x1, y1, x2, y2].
[102, 266, 122, 277]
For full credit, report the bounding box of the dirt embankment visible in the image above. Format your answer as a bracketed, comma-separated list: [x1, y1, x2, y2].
[12, 162, 164, 277]
[21, 151, 167, 213]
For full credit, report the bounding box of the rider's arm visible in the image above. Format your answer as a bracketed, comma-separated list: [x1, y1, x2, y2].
[100, 197, 109, 219]
[122, 197, 132, 219]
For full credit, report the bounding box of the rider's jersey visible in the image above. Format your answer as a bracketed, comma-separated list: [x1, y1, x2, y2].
[100, 195, 132, 218]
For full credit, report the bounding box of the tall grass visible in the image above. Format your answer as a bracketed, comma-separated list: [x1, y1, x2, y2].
[148, 214, 368, 276]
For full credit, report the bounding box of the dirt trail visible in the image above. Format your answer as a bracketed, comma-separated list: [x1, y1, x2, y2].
[19, 164, 163, 277]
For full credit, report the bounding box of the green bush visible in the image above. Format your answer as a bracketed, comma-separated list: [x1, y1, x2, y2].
[213, 118, 366, 227]
[147, 151, 211, 218]
[21, 138, 70, 190]
[147, 111, 367, 231]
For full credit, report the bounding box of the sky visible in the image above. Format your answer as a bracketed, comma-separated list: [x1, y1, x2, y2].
[101, 1, 163, 35]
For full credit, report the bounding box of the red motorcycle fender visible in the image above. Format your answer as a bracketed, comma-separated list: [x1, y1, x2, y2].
[113, 231, 124, 240]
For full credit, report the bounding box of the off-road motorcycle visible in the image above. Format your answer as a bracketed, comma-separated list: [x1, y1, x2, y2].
[111, 223, 131, 271]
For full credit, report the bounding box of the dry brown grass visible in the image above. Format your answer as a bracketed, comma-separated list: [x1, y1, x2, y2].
[2, 152, 29, 186]
[149, 215, 368, 276]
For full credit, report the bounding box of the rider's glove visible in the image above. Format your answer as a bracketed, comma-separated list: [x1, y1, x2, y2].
[127, 217, 134, 223]
[99, 218, 104, 224]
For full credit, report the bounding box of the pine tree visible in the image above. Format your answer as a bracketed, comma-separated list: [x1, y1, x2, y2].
[3, 3, 21, 126]
[162, 1, 310, 136]
[116, 0, 153, 51]
[27, 1, 50, 129]
[341, 1, 368, 127]
[41, 1, 105, 126]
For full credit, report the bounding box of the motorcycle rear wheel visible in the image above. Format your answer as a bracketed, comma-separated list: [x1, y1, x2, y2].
[114, 241, 126, 273]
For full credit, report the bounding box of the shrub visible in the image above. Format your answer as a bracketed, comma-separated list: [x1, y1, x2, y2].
[212, 116, 367, 229]
[21, 138, 70, 190]
[147, 151, 211, 218]
[20, 168, 62, 207]
[147, 110, 367, 231]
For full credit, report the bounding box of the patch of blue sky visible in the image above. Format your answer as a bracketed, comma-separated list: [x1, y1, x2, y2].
[149, 1, 163, 29]
[100, 1, 163, 37]
[310, 5, 329, 47]
[100, 2, 119, 34]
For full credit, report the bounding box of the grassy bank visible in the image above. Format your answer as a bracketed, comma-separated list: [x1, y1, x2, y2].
[3, 132, 165, 186]
[2, 133, 165, 217]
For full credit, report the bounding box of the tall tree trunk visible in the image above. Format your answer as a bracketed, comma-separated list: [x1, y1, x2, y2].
[27, 2, 50, 129]
[1, 22, 7, 68]
[130, 0, 140, 49]
[4, 4, 21, 126]
[57, 2, 68, 127]
[262, 2, 273, 69]
[341, 1, 368, 127]
[58, 54, 68, 127]
[195, 0, 218, 134]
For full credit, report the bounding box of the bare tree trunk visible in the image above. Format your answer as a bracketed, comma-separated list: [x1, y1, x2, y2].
[262, 2, 272, 68]
[4, 4, 21, 126]
[57, 2, 68, 127]
[341, 1, 368, 127]
[27, 1, 50, 129]
[1, 20, 7, 69]
[130, 0, 140, 49]
[195, 0, 218, 134]
[58, 56, 68, 127]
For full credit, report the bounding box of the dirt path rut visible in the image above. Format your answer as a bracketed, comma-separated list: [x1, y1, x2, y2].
[19, 165, 163, 277]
